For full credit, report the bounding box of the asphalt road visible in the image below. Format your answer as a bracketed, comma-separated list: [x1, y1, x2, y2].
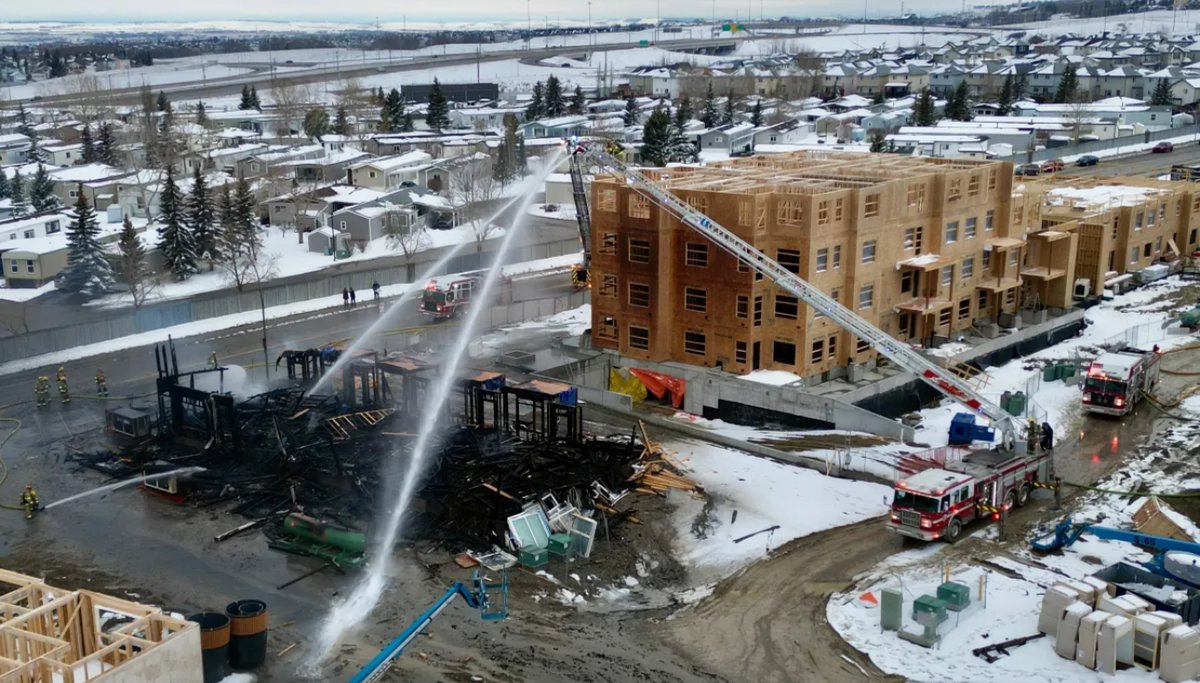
[1042, 139, 1200, 180]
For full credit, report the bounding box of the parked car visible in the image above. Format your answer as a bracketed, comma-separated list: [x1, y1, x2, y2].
[1015, 163, 1041, 176]
[1076, 155, 1100, 167]
[1041, 159, 1065, 173]
[1153, 142, 1175, 153]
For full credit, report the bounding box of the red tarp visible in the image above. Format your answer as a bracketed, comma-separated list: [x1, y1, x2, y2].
[627, 368, 687, 409]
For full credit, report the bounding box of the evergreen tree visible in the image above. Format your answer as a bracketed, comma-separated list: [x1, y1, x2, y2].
[1054, 65, 1078, 104]
[28, 163, 57, 212]
[239, 84, 254, 111]
[675, 94, 693, 127]
[10, 171, 26, 216]
[997, 74, 1014, 116]
[195, 100, 209, 128]
[527, 81, 545, 120]
[382, 88, 408, 132]
[187, 165, 218, 270]
[303, 108, 330, 138]
[0, 169, 8, 200]
[569, 85, 586, 115]
[156, 167, 197, 280]
[623, 96, 639, 126]
[869, 129, 888, 153]
[544, 75, 565, 117]
[334, 106, 350, 135]
[751, 99, 763, 126]
[666, 119, 698, 164]
[250, 85, 261, 111]
[26, 136, 45, 163]
[377, 86, 386, 104]
[722, 91, 736, 126]
[948, 79, 971, 121]
[700, 82, 720, 128]
[116, 215, 150, 307]
[156, 90, 170, 112]
[56, 188, 114, 299]
[1014, 73, 1028, 100]
[80, 123, 96, 163]
[425, 78, 450, 131]
[914, 87, 938, 126]
[97, 122, 117, 166]
[157, 106, 178, 171]
[16, 103, 33, 138]
[641, 105, 671, 166]
[1152, 78, 1174, 107]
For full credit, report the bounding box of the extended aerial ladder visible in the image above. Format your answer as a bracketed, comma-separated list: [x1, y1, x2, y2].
[568, 153, 593, 289]
[573, 147, 1022, 447]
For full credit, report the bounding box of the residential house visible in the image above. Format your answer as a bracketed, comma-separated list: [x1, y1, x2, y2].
[346, 151, 434, 191]
[0, 133, 31, 165]
[42, 142, 84, 167]
[48, 164, 131, 210]
[519, 115, 590, 139]
[698, 122, 756, 156]
[0, 210, 69, 243]
[0, 212, 127, 288]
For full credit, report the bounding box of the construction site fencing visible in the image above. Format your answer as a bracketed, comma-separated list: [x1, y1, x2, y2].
[1102, 319, 1174, 350]
[1028, 124, 1200, 163]
[0, 236, 581, 363]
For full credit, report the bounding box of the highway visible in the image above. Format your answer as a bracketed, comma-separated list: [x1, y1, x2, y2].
[21, 35, 748, 107]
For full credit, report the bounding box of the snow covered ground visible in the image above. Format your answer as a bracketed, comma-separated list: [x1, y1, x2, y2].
[1013, 9, 1200, 37]
[666, 439, 892, 583]
[3, 65, 252, 101]
[528, 204, 577, 222]
[0, 281, 56, 303]
[828, 395, 1200, 683]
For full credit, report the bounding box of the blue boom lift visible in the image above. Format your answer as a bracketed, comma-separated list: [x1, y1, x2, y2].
[1031, 517, 1200, 587]
[348, 571, 508, 683]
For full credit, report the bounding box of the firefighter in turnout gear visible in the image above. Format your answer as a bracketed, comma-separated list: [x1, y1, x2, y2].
[95, 369, 108, 397]
[55, 366, 69, 404]
[35, 376, 50, 407]
[20, 484, 40, 520]
[207, 352, 219, 370]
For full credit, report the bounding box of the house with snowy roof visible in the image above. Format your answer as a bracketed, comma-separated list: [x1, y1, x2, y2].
[0, 133, 32, 165]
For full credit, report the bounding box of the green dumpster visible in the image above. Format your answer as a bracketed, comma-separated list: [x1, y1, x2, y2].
[1042, 365, 1057, 381]
[912, 595, 949, 624]
[519, 547, 549, 569]
[937, 581, 971, 611]
[1006, 391, 1026, 416]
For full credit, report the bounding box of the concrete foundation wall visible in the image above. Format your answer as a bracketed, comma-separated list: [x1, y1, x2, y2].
[92, 627, 203, 683]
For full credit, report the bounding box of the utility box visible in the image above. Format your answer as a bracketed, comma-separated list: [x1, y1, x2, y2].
[519, 547, 548, 569]
[546, 533, 572, 557]
[881, 588, 903, 631]
[937, 581, 971, 611]
[913, 595, 949, 625]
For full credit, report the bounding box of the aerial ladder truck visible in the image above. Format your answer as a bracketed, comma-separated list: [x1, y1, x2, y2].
[568, 151, 593, 289]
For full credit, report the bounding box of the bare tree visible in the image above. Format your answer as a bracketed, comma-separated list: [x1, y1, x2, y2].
[449, 157, 502, 253]
[269, 79, 314, 141]
[1066, 98, 1092, 144]
[382, 202, 429, 257]
[44, 73, 112, 124]
[337, 77, 375, 148]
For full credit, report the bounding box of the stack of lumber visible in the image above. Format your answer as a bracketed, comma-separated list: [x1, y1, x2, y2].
[629, 422, 704, 495]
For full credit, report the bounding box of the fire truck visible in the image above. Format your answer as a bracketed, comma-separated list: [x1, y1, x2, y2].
[420, 276, 478, 320]
[1082, 347, 1161, 416]
[888, 449, 1052, 542]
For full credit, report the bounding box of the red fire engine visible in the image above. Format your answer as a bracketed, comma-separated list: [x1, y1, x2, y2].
[887, 448, 1052, 542]
[1082, 347, 1161, 417]
[420, 277, 477, 320]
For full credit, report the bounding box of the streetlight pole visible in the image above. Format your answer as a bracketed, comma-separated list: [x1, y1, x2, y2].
[656, 0, 661, 44]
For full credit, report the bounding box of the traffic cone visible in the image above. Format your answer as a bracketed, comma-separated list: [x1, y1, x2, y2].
[858, 591, 879, 607]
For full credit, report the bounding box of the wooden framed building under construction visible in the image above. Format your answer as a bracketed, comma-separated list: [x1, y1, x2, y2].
[0, 568, 201, 683]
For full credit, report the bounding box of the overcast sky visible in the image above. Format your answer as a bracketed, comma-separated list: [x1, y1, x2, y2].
[5, 0, 959, 22]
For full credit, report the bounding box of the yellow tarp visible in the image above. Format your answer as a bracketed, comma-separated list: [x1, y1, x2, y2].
[609, 368, 648, 402]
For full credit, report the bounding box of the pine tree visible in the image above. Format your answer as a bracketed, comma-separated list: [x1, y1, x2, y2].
[239, 84, 253, 111]
[27, 136, 45, 163]
[157, 167, 197, 280]
[425, 78, 450, 131]
[569, 85, 586, 115]
[544, 75, 565, 117]
[666, 119, 698, 164]
[1152, 78, 1174, 107]
[382, 88, 406, 132]
[1054, 65, 1078, 104]
[187, 165, 218, 270]
[303, 108, 330, 138]
[78, 123, 95, 163]
[56, 188, 114, 300]
[250, 85, 261, 111]
[997, 74, 1014, 116]
[949, 79, 971, 121]
[334, 106, 350, 135]
[722, 91, 736, 126]
[97, 122, 117, 166]
[676, 94, 693, 126]
[157, 106, 178, 171]
[700, 82, 719, 128]
[0, 169, 8, 200]
[16, 103, 33, 138]
[10, 171, 26, 216]
[914, 87, 938, 126]
[623, 96, 639, 126]
[1014, 73, 1028, 100]
[116, 215, 150, 307]
[751, 99, 763, 126]
[29, 163, 57, 212]
[156, 90, 170, 112]
[869, 129, 888, 152]
[196, 100, 209, 128]
[641, 105, 671, 166]
[527, 81, 545, 120]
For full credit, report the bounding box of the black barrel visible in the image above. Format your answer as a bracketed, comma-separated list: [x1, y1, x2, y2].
[225, 599, 269, 670]
[187, 612, 230, 683]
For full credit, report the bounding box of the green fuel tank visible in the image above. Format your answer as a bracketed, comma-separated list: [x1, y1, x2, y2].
[282, 513, 366, 555]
